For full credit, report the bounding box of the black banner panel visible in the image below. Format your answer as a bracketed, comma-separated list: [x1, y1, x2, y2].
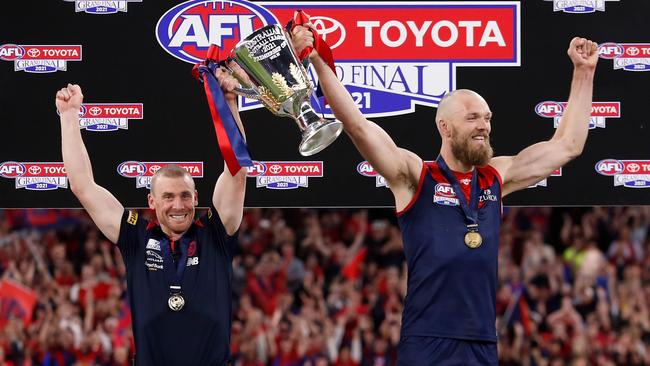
[0, 0, 647, 208]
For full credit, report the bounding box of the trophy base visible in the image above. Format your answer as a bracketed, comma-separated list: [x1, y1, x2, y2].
[299, 119, 344, 156]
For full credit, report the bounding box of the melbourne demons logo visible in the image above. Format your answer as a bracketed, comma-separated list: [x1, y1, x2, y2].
[599, 43, 650, 71]
[62, 0, 142, 14]
[246, 161, 323, 189]
[69, 103, 144, 131]
[596, 159, 650, 188]
[117, 161, 204, 189]
[0, 44, 82, 73]
[0, 162, 68, 190]
[535, 101, 620, 129]
[544, 0, 619, 13]
[529, 168, 562, 188]
[357, 161, 388, 188]
[157, 1, 520, 118]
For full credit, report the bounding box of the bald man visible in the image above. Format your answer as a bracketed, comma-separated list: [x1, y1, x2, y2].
[293, 28, 598, 365]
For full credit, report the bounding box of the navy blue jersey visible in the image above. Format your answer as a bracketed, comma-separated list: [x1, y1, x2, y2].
[397, 162, 502, 342]
[117, 207, 235, 366]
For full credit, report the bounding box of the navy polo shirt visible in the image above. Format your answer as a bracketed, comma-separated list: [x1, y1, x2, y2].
[117, 207, 235, 366]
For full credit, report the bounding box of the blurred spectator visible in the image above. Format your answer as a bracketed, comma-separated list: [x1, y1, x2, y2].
[1, 207, 649, 365]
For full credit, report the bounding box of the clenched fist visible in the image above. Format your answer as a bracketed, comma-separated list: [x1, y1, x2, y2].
[55, 84, 84, 115]
[567, 37, 598, 71]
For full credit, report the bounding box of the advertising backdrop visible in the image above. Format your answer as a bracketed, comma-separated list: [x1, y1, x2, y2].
[0, 0, 648, 208]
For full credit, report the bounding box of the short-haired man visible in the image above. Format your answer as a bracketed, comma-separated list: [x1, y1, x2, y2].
[56, 66, 246, 365]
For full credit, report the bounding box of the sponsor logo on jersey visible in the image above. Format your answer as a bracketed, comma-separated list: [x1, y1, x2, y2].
[544, 0, 620, 13]
[127, 211, 139, 225]
[0, 44, 81, 73]
[246, 161, 323, 189]
[187, 256, 199, 266]
[156, 1, 520, 118]
[535, 101, 620, 129]
[62, 0, 142, 14]
[479, 188, 498, 202]
[0, 162, 68, 190]
[145, 250, 164, 263]
[117, 162, 204, 189]
[595, 159, 650, 188]
[146, 239, 161, 250]
[599, 42, 650, 71]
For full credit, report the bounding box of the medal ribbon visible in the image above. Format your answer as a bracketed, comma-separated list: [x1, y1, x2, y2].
[192, 45, 252, 176]
[159, 235, 190, 297]
[436, 156, 480, 230]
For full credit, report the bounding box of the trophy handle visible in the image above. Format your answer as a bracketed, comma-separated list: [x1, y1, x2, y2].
[220, 58, 261, 101]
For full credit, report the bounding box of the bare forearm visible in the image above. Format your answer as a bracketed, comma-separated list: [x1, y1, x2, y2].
[311, 54, 366, 133]
[60, 111, 95, 193]
[553, 68, 595, 156]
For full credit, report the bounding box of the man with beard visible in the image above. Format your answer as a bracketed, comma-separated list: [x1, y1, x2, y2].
[292, 27, 598, 365]
[55, 65, 248, 366]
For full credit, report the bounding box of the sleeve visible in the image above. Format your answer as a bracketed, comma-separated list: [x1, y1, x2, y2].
[200, 205, 239, 258]
[116, 209, 146, 266]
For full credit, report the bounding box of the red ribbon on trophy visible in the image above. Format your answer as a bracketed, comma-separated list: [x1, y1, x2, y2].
[192, 45, 252, 176]
[291, 9, 336, 74]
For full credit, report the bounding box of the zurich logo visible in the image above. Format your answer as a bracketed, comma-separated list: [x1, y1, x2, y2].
[156, 0, 279, 64]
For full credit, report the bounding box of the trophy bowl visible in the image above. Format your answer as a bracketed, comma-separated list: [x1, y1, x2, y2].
[226, 24, 343, 156]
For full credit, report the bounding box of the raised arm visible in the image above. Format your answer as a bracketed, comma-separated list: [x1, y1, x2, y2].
[292, 25, 422, 210]
[212, 66, 247, 235]
[491, 37, 599, 196]
[57, 84, 123, 243]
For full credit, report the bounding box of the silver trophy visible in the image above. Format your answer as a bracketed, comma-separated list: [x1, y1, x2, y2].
[226, 24, 343, 156]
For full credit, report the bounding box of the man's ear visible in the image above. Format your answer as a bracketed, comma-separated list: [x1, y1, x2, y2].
[147, 193, 155, 210]
[194, 190, 199, 206]
[438, 119, 452, 138]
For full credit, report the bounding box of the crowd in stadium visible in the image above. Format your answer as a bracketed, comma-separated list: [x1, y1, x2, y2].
[0, 206, 648, 366]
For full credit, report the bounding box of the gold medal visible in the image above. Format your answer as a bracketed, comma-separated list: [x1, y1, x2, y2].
[168, 294, 185, 311]
[464, 231, 482, 249]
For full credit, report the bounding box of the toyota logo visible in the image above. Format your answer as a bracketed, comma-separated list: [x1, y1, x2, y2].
[627, 163, 640, 173]
[269, 165, 283, 174]
[627, 47, 640, 56]
[27, 48, 40, 58]
[28, 166, 42, 175]
[149, 165, 162, 174]
[89, 106, 102, 116]
[310, 16, 346, 49]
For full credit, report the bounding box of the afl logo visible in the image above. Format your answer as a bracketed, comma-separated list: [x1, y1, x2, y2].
[0, 162, 26, 178]
[246, 161, 267, 177]
[156, 0, 279, 64]
[118, 161, 147, 178]
[598, 43, 624, 59]
[0, 44, 24, 61]
[435, 183, 455, 197]
[595, 159, 624, 176]
[356, 161, 377, 177]
[535, 101, 564, 118]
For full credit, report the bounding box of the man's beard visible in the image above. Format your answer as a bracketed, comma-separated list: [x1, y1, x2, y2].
[450, 131, 494, 167]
